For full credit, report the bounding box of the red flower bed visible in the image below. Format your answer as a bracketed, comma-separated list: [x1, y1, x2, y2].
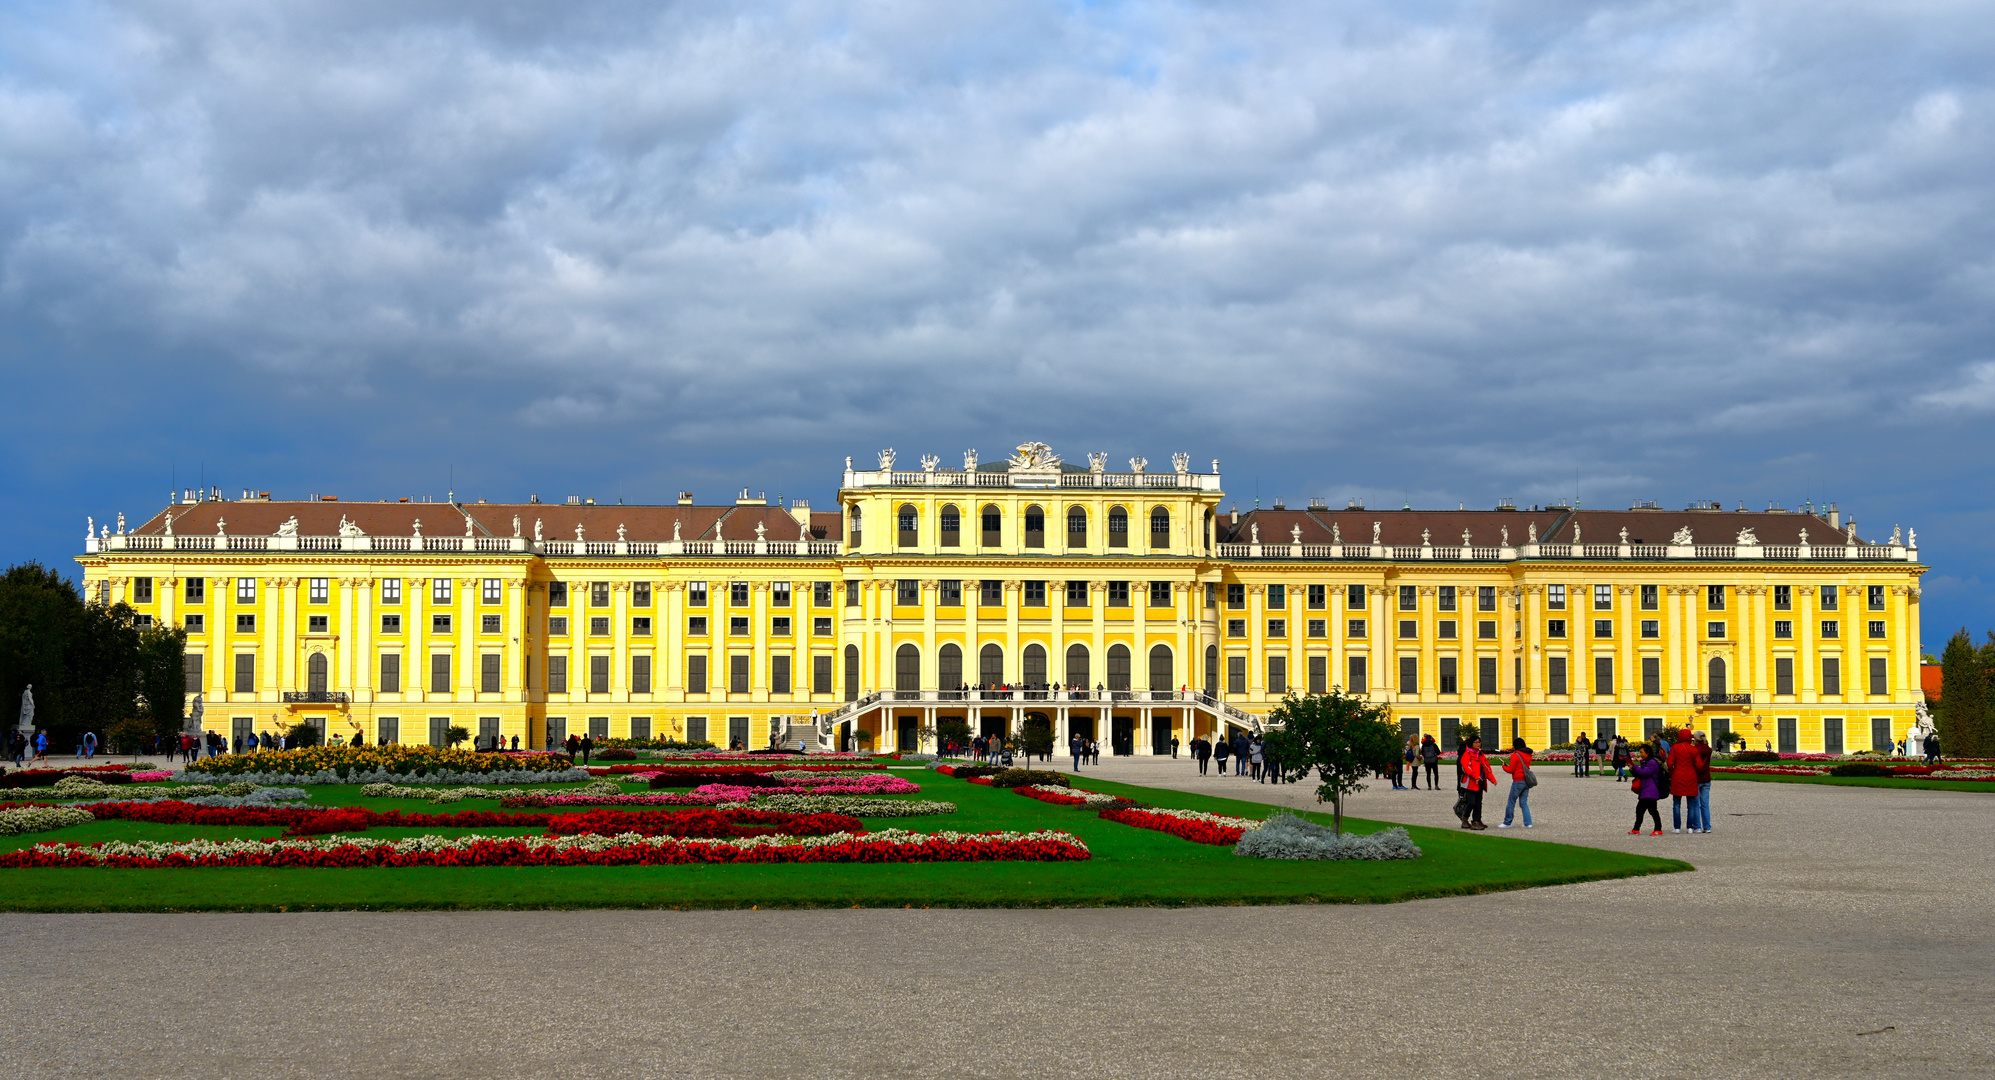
[967, 777, 993, 786]
[79, 801, 554, 836]
[1099, 808, 1248, 845]
[543, 809, 864, 838]
[1013, 786, 1088, 807]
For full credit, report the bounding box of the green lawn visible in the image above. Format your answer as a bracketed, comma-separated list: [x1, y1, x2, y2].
[0, 772, 1688, 911]
[1713, 772, 1995, 793]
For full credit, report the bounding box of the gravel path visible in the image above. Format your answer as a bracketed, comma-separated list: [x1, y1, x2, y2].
[1, 761, 1987, 1079]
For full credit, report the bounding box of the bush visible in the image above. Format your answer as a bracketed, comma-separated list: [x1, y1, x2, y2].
[1232, 812, 1423, 861]
[1828, 761, 1895, 778]
[593, 748, 638, 761]
[1731, 750, 1781, 762]
[986, 768, 1069, 789]
[947, 765, 1003, 779]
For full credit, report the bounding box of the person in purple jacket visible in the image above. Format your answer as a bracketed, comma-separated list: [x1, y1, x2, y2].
[1628, 744, 1664, 836]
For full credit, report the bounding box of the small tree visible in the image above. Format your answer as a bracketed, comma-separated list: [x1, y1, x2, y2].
[445, 725, 471, 749]
[1020, 715, 1054, 760]
[1261, 690, 1402, 834]
[936, 716, 972, 755]
[1937, 629, 1988, 757]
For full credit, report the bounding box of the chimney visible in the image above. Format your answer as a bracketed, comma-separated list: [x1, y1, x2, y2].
[790, 499, 812, 526]
[1827, 503, 1839, 529]
[678, 492, 694, 505]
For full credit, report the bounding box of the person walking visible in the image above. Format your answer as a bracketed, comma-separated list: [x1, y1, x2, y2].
[30, 729, 50, 769]
[1455, 731, 1497, 830]
[1193, 736, 1210, 775]
[1420, 734, 1441, 790]
[1594, 733, 1610, 776]
[1403, 735, 1420, 789]
[579, 734, 594, 764]
[1070, 734, 1084, 772]
[1666, 729, 1702, 833]
[1573, 732, 1590, 778]
[1213, 735, 1230, 777]
[1612, 736, 1631, 781]
[1389, 740, 1406, 790]
[1499, 737, 1535, 828]
[1248, 737, 1264, 782]
[1170, 736, 1180, 760]
[1629, 744, 1664, 835]
[1692, 730, 1714, 833]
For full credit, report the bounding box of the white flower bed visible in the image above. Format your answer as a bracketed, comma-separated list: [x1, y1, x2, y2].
[359, 780, 622, 803]
[24, 778, 309, 808]
[1019, 785, 1125, 807]
[0, 806, 95, 835]
[1139, 807, 1266, 830]
[749, 794, 958, 816]
[176, 767, 594, 786]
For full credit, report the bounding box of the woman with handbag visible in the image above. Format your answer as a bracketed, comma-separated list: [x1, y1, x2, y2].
[1455, 731, 1498, 830]
[1499, 737, 1535, 828]
[1629, 744, 1665, 835]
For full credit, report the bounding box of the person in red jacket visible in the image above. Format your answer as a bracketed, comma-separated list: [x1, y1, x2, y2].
[1499, 737, 1534, 828]
[1665, 729, 1703, 833]
[1456, 731, 1499, 830]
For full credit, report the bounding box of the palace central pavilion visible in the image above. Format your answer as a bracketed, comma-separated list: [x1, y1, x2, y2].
[78, 442, 1926, 756]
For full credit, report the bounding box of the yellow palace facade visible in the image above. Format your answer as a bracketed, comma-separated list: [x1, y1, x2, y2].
[77, 442, 1928, 757]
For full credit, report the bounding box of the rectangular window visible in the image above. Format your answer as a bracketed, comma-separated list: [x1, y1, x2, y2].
[1348, 618, 1366, 638]
[1706, 585, 1725, 610]
[896, 579, 919, 605]
[309, 578, 329, 603]
[1268, 656, 1287, 694]
[1868, 656, 1887, 695]
[813, 655, 833, 693]
[548, 656, 568, 694]
[1550, 717, 1570, 746]
[1822, 657, 1841, 695]
[689, 582, 708, 606]
[1107, 581, 1130, 606]
[632, 617, 652, 636]
[233, 652, 255, 693]
[1547, 619, 1566, 639]
[1228, 583, 1246, 609]
[729, 617, 749, 636]
[1268, 618, 1287, 637]
[634, 583, 652, 607]
[844, 581, 858, 607]
[1308, 655, 1328, 694]
[772, 617, 791, 636]
[937, 580, 962, 607]
[380, 654, 401, 693]
[432, 614, 452, 634]
[1823, 716, 1844, 755]
[1438, 657, 1457, 694]
[1547, 584, 1565, 610]
[1025, 580, 1048, 606]
[588, 655, 609, 693]
[1267, 584, 1287, 609]
[1775, 657, 1794, 695]
[1227, 655, 1247, 694]
[481, 614, 501, 634]
[133, 577, 153, 603]
[182, 652, 203, 692]
[686, 655, 706, 694]
[1066, 581, 1087, 608]
[372, 614, 396, 635]
[1637, 619, 1657, 638]
[771, 582, 790, 607]
[432, 578, 451, 604]
[1868, 585, 1885, 611]
[628, 717, 651, 741]
[1593, 584, 1612, 610]
[1640, 584, 1658, 611]
[1437, 620, 1456, 639]
[1307, 584, 1327, 610]
[1205, 582, 1217, 608]
[481, 654, 501, 693]
[379, 578, 401, 604]
[183, 577, 205, 603]
[236, 577, 256, 603]
[981, 580, 1003, 605]
[632, 656, 652, 693]
[1707, 621, 1726, 639]
[984, 507, 1004, 546]
[1868, 620, 1885, 639]
[430, 654, 451, 693]
[1346, 584, 1367, 610]
[730, 655, 750, 693]
[1642, 656, 1661, 696]
[589, 617, 610, 636]
[1149, 581, 1171, 607]
[307, 615, 328, 634]
[1307, 619, 1327, 638]
[813, 617, 831, 636]
[1399, 585, 1417, 611]
[549, 581, 568, 606]
[728, 582, 749, 608]
[814, 581, 833, 607]
[771, 655, 791, 694]
[1227, 619, 1246, 638]
[481, 578, 501, 604]
[1478, 657, 1497, 695]
[1774, 620, 1793, 639]
[374, 717, 398, 744]
[1399, 656, 1418, 694]
[1548, 657, 1567, 696]
[1773, 585, 1791, 611]
[1593, 619, 1612, 638]
[685, 716, 707, 744]
[686, 616, 707, 636]
[1478, 586, 1496, 612]
[589, 582, 609, 608]
[183, 614, 205, 633]
[1594, 656, 1614, 695]
[1478, 620, 1496, 640]
[1819, 585, 1837, 610]
[1820, 620, 1839, 639]
[1437, 586, 1455, 612]
[1347, 656, 1367, 692]
[1398, 620, 1417, 639]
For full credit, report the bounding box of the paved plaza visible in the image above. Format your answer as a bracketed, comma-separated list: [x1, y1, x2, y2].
[2, 763, 1989, 1079]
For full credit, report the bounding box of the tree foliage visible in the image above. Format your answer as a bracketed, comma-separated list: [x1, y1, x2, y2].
[1261, 689, 1402, 834]
[935, 715, 972, 752]
[1020, 714, 1054, 759]
[0, 562, 184, 746]
[1936, 628, 1990, 757]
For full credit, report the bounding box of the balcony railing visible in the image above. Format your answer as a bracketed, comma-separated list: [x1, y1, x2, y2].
[281, 690, 350, 704]
[89, 532, 842, 558]
[1205, 539, 1919, 563]
[1692, 693, 1752, 705]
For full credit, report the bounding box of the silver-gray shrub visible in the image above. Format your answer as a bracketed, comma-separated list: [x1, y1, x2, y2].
[1232, 812, 1422, 861]
[173, 767, 593, 786]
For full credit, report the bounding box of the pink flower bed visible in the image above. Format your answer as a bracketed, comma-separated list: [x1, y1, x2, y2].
[503, 774, 919, 808]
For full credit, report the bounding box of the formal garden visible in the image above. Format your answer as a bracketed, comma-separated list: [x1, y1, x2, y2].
[0, 741, 1685, 911]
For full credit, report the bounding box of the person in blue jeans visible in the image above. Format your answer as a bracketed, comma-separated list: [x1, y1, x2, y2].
[1694, 730, 1714, 833]
[1499, 737, 1534, 828]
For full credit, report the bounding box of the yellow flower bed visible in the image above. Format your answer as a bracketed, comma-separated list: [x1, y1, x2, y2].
[183, 745, 577, 779]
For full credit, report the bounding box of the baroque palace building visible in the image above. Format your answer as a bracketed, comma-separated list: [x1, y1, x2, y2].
[77, 442, 1927, 757]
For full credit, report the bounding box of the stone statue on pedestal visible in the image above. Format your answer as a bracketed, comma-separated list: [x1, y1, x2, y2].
[17, 685, 32, 733]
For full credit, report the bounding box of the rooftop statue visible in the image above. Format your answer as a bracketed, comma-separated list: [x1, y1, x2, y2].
[533, 518, 544, 542]
[275, 516, 299, 538]
[339, 515, 366, 538]
[1373, 521, 1381, 544]
[1007, 442, 1061, 470]
[1671, 526, 1694, 545]
[878, 448, 896, 470]
[1736, 527, 1759, 546]
[963, 449, 978, 471]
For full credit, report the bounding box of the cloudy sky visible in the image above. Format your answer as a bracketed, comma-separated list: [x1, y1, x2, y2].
[2, 0, 1990, 643]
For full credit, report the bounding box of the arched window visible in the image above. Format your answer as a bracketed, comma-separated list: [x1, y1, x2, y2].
[980, 643, 1004, 686]
[1024, 505, 1045, 548]
[939, 505, 961, 547]
[897, 504, 918, 548]
[1149, 644, 1172, 692]
[1023, 644, 1047, 685]
[895, 644, 921, 694]
[848, 505, 862, 547]
[1708, 657, 1727, 698]
[1108, 507, 1129, 548]
[1066, 506, 1087, 546]
[844, 644, 859, 701]
[308, 653, 328, 694]
[1066, 643, 1090, 687]
[939, 643, 963, 689]
[1107, 644, 1131, 692]
[981, 505, 1002, 547]
[1150, 507, 1170, 548]
[1204, 645, 1218, 695]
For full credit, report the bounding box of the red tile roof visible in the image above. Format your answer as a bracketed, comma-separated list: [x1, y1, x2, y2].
[131, 502, 831, 544]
